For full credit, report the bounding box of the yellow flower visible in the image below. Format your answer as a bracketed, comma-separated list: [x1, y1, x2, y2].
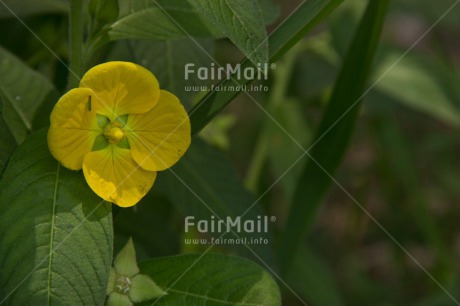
[48, 62, 191, 207]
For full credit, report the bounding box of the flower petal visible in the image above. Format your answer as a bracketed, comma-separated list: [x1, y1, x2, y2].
[125, 90, 191, 171]
[106, 292, 133, 306]
[82, 145, 156, 207]
[129, 274, 166, 303]
[48, 87, 100, 170]
[80, 62, 160, 120]
[107, 268, 116, 294]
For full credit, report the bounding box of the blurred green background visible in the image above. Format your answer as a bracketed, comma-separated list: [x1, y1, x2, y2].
[1, 0, 460, 305]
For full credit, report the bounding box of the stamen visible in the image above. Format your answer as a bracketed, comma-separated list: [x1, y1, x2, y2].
[114, 275, 132, 295]
[104, 122, 125, 144]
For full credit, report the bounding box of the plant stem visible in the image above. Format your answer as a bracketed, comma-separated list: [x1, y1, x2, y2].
[68, 0, 84, 89]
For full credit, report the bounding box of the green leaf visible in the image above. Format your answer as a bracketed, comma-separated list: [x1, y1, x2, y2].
[278, 0, 389, 273]
[108, 7, 216, 41]
[0, 0, 67, 18]
[187, 0, 268, 65]
[0, 46, 59, 143]
[374, 51, 460, 127]
[137, 253, 281, 306]
[189, 0, 345, 135]
[0, 129, 113, 305]
[155, 139, 276, 266]
[0, 99, 16, 177]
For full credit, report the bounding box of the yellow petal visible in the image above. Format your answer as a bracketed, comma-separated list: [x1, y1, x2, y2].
[82, 145, 156, 207]
[79, 62, 160, 120]
[125, 90, 191, 171]
[48, 87, 100, 170]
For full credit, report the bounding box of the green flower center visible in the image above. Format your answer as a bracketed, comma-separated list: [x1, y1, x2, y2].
[115, 275, 131, 295]
[104, 122, 125, 144]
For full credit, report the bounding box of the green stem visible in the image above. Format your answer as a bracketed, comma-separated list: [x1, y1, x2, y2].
[68, 0, 84, 89]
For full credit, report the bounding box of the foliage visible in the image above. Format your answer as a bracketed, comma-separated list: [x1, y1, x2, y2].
[1, 0, 460, 304]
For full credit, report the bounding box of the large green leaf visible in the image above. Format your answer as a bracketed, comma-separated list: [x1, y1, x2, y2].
[187, 0, 268, 65]
[189, 0, 345, 134]
[0, 46, 59, 143]
[155, 139, 276, 266]
[137, 253, 281, 306]
[0, 99, 16, 177]
[108, 7, 216, 41]
[279, 0, 389, 273]
[0, 129, 113, 305]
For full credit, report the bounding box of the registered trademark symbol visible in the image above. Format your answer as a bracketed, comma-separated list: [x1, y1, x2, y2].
[270, 216, 276, 222]
[270, 63, 276, 69]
